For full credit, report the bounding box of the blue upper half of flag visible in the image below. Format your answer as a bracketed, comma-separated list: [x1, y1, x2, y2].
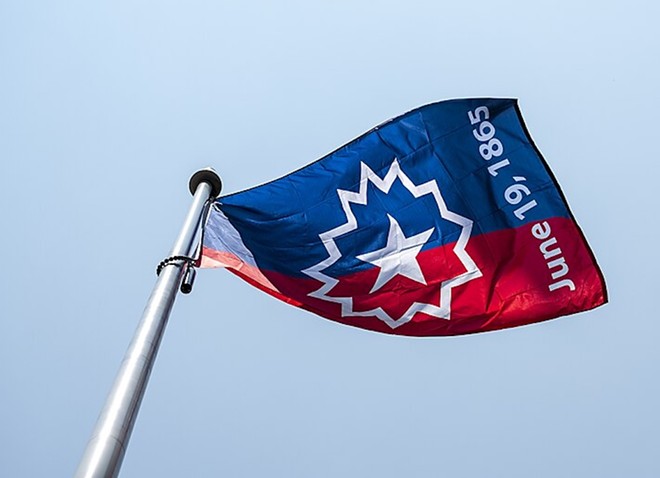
[207, 98, 570, 278]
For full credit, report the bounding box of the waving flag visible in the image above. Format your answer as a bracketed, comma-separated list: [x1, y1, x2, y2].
[200, 98, 606, 336]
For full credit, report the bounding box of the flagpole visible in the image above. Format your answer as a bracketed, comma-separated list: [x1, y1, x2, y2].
[75, 168, 222, 478]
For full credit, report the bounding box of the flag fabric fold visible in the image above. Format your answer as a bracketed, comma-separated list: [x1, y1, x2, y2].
[200, 98, 606, 336]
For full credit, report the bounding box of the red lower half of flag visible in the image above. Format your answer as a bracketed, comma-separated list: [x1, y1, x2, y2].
[203, 216, 606, 336]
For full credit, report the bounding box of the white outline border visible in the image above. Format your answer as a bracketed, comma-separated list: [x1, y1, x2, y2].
[302, 158, 482, 329]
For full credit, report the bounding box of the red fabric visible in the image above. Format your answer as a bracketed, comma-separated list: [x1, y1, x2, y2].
[203, 216, 605, 336]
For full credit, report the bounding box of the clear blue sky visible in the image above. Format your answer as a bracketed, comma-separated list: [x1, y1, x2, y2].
[1, 1, 658, 476]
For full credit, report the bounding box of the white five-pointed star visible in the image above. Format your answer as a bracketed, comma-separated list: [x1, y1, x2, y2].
[357, 214, 434, 293]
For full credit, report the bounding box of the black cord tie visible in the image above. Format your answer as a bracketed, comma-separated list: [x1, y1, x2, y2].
[156, 255, 196, 276]
[155, 197, 216, 277]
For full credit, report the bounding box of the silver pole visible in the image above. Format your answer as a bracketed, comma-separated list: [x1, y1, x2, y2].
[75, 169, 222, 478]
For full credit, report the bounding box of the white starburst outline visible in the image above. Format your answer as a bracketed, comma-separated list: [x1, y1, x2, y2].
[301, 157, 482, 329]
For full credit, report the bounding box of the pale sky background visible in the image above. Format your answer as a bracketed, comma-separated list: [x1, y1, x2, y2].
[1, 1, 658, 477]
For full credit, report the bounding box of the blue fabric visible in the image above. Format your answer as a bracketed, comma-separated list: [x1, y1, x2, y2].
[209, 98, 569, 278]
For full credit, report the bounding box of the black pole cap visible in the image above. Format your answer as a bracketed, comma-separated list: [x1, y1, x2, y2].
[189, 168, 222, 198]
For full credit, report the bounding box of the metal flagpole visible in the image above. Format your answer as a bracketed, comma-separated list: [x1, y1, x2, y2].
[75, 168, 222, 478]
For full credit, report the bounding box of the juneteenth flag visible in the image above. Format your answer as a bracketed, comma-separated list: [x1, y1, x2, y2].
[200, 98, 606, 336]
